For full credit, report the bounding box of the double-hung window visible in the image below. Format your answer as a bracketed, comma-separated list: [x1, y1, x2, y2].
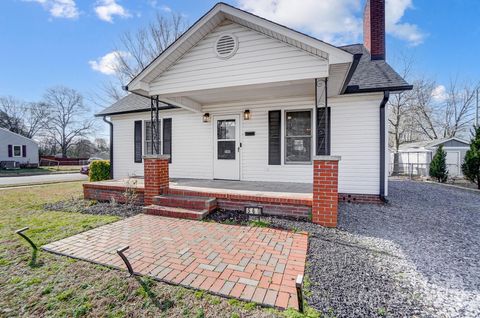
[144, 120, 161, 155]
[13, 145, 22, 157]
[285, 110, 312, 164]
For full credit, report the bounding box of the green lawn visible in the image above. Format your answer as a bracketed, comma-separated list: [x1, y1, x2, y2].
[0, 182, 311, 318]
[0, 165, 82, 176]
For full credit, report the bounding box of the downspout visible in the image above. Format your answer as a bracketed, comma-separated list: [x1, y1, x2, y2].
[380, 91, 390, 202]
[102, 116, 114, 179]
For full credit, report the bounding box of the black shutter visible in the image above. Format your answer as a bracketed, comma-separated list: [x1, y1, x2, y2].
[268, 110, 281, 165]
[134, 121, 142, 163]
[316, 107, 331, 155]
[22, 145, 26, 157]
[163, 118, 172, 163]
[7, 145, 12, 157]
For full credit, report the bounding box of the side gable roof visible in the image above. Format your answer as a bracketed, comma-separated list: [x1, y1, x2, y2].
[127, 2, 353, 93]
[399, 137, 470, 150]
[341, 44, 413, 93]
[0, 127, 38, 144]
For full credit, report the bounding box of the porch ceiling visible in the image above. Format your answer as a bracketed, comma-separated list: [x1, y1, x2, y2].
[161, 79, 314, 105]
[158, 63, 350, 107]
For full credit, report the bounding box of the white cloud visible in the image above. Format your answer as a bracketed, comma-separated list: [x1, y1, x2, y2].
[160, 5, 172, 13]
[237, 0, 362, 45]
[23, 0, 79, 19]
[89, 51, 129, 75]
[236, 0, 425, 46]
[94, 0, 130, 23]
[432, 85, 448, 103]
[386, 0, 426, 46]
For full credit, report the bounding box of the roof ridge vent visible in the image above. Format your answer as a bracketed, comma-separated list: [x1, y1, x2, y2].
[215, 33, 238, 59]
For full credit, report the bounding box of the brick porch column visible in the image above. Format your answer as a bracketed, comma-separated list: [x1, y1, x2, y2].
[143, 154, 170, 205]
[312, 156, 341, 227]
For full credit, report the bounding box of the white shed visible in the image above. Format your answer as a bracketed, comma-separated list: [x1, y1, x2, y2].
[0, 128, 39, 168]
[390, 137, 470, 177]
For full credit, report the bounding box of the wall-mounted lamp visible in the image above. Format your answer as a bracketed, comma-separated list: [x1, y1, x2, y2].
[243, 109, 251, 120]
[202, 113, 210, 123]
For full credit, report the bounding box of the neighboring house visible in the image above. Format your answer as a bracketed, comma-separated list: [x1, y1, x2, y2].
[0, 127, 39, 168]
[391, 137, 470, 177]
[96, 1, 412, 200]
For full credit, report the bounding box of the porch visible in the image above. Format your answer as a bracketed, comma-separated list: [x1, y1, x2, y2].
[84, 177, 314, 219]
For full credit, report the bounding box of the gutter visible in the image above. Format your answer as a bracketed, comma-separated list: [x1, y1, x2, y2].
[102, 116, 114, 179]
[379, 91, 390, 202]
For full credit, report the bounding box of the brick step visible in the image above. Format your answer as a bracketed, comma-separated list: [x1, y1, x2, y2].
[153, 194, 217, 212]
[143, 205, 209, 220]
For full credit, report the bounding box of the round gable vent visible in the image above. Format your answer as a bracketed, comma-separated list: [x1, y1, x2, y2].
[215, 34, 238, 59]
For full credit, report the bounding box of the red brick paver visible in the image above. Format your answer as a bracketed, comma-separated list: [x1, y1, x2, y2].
[42, 214, 308, 310]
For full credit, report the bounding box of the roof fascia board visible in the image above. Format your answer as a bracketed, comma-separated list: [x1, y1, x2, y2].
[128, 4, 223, 91]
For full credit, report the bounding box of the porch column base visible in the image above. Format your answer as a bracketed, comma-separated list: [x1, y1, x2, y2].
[312, 155, 341, 227]
[143, 155, 170, 205]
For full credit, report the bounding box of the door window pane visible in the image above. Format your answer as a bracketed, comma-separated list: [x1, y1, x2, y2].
[217, 120, 235, 140]
[217, 141, 236, 160]
[285, 111, 312, 163]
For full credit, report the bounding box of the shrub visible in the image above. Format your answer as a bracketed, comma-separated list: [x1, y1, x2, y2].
[462, 126, 480, 189]
[89, 160, 111, 182]
[429, 145, 448, 183]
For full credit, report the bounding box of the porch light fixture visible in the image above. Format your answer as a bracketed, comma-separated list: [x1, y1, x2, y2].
[202, 113, 210, 123]
[243, 109, 251, 120]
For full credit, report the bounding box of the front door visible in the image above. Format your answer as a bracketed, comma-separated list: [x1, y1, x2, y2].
[214, 115, 240, 180]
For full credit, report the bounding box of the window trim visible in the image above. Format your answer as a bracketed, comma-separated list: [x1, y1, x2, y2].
[13, 145, 22, 157]
[283, 109, 313, 165]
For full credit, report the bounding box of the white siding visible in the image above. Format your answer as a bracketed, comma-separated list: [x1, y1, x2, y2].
[149, 21, 328, 95]
[111, 93, 384, 195]
[330, 94, 384, 195]
[0, 129, 39, 164]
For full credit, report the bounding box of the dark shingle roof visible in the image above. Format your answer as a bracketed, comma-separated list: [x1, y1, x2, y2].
[95, 94, 174, 117]
[341, 44, 412, 94]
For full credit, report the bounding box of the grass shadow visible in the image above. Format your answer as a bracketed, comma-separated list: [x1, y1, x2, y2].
[134, 276, 174, 311]
[28, 248, 43, 268]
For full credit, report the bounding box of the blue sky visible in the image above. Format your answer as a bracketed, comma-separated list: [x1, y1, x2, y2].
[1, 0, 479, 116]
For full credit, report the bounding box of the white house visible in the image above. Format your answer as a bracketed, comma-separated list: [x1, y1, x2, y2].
[96, 1, 412, 201]
[391, 137, 470, 177]
[0, 127, 39, 168]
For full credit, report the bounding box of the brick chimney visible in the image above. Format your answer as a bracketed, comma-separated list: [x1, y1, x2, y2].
[363, 0, 386, 60]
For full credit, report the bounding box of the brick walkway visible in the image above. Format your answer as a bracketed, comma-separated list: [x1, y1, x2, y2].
[43, 214, 308, 309]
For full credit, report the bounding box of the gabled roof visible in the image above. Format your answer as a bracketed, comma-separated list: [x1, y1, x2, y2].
[0, 127, 37, 144]
[341, 44, 413, 93]
[127, 2, 353, 93]
[399, 137, 470, 150]
[95, 94, 175, 117]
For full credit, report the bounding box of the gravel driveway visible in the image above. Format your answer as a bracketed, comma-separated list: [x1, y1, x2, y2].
[267, 179, 480, 317]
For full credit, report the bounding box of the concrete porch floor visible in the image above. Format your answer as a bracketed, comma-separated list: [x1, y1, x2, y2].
[90, 177, 312, 199]
[43, 214, 308, 310]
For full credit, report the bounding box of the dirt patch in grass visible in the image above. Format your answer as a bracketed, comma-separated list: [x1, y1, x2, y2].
[0, 182, 297, 317]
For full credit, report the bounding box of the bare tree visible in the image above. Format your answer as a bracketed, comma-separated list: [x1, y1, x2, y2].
[409, 78, 478, 140]
[0, 96, 27, 135]
[441, 78, 478, 138]
[410, 77, 439, 140]
[44, 86, 94, 158]
[99, 12, 187, 104]
[0, 96, 50, 138]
